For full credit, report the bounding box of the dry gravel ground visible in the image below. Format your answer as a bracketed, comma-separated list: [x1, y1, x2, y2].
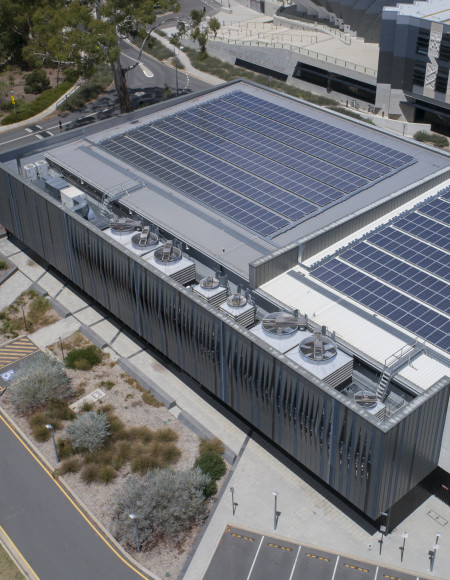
[0, 330, 227, 579]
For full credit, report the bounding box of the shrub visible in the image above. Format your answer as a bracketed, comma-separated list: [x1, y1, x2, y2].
[126, 426, 154, 444]
[99, 380, 114, 390]
[194, 451, 226, 482]
[59, 457, 82, 475]
[154, 427, 178, 443]
[63, 68, 79, 83]
[65, 345, 103, 370]
[80, 401, 94, 412]
[80, 464, 101, 484]
[59, 65, 112, 111]
[199, 437, 225, 456]
[84, 448, 113, 466]
[111, 468, 210, 546]
[47, 400, 76, 421]
[204, 479, 218, 498]
[413, 131, 449, 148]
[66, 411, 110, 453]
[56, 438, 74, 460]
[130, 453, 159, 475]
[0, 259, 8, 270]
[32, 423, 52, 442]
[24, 70, 50, 94]
[142, 391, 164, 407]
[99, 465, 117, 484]
[9, 353, 73, 414]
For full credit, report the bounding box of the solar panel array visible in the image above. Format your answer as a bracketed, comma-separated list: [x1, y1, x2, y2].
[100, 90, 415, 237]
[311, 188, 450, 352]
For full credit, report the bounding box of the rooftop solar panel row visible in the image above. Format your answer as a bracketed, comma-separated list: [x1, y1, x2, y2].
[417, 198, 450, 226]
[394, 212, 450, 252]
[369, 227, 450, 280]
[311, 259, 450, 352]
[340, 243, 450, 315]
[101, 135, 288, 236]
[224, 91, 415, 168]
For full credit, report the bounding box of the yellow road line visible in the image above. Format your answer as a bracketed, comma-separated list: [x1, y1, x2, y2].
[0, 413, 151, 580]
[0, 522, 40, 579]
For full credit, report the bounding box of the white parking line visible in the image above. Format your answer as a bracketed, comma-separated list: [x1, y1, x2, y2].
[288, 545, 301, 580]
[331, 555, 340, 580]
[246, 535, 264, 580]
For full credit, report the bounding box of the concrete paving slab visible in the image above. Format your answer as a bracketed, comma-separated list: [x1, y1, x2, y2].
[0, 271, 32, 310]
[7, 251, 46, 281]
[74, 306, 105, 327]
[0, 238, 22, 257]
[110, 332, 142, 358]
[37, 272, 65, 297]
[90, 319, 121, 344]
[29, 316, 81, 349]
[55, 286, 89, 313]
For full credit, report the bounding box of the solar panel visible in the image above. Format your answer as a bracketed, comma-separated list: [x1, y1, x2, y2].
[101, 135, 287, 236]
[312, 259, 450, 352]
[394, 212, 450, 252]
[417, 198, 450, 226]
[100, 90, 416, 237]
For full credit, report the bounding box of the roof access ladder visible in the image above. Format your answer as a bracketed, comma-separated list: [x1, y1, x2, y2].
[376, 341, 424, 402]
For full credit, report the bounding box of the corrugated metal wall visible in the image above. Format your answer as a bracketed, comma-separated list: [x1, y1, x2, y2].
[1, 167, 448, 520]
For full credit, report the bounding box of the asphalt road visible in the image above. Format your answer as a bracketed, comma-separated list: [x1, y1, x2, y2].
[204, 527, 429, 580]
[0, 412, 148, 579]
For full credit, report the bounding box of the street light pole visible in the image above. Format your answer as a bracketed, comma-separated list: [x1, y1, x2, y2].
[45, 424, 59, 463]
[129, 514, 140, 553]
[272, 491, 278, 531]
[378, 511, 388, 555]
[400, 532, 408, 562]
[429, 532, 441, 572]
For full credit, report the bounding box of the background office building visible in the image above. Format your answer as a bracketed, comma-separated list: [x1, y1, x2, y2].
[1, 80, 449, 530]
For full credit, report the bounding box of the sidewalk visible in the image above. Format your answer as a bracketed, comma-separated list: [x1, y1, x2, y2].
[1, 234, 449, 580]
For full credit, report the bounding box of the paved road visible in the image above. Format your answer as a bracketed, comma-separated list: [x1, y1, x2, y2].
[0, 412, 149, 579]
[204, 527, 430, 580]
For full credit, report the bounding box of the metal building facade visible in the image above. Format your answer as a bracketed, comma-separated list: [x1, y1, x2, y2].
[1, 166, 448, 522]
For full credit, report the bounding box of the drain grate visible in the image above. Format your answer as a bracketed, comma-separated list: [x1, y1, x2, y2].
[427, 510, 448, 526]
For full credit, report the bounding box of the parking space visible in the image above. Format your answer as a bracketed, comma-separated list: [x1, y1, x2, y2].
[0, 337, 40, 386]
[205, 527, 432, 580]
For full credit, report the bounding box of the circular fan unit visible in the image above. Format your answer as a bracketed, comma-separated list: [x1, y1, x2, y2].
[200, 276, 220, 290]
[154, 241, 182, 264]
[227, 294, 247, 308]
[131, 227, 158, 250]
[299, 331, 337, 363]
[262, 312, 306, 337]
[109, 217, 141, 235]
[354, 391, 378, 409]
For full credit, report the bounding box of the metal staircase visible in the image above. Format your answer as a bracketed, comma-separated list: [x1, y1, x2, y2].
[376, 341, 424, 402]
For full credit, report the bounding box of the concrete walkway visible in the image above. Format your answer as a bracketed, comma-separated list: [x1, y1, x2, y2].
[1, 234, 449, 580]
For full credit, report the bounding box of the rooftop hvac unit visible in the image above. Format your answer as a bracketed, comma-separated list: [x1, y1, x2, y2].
[192, 276, 228, 307]
[24, 164, 38, 181]
[105, 222, 162, 256]
[35, 160, 49, 179]
[286, 330, 353, 388]
[144, 240, 196, 285]
[44, 177, 70, 200]
[219, 292, 256, 328]
[250, 311, 307, 354]
[354, 391, 386, 420]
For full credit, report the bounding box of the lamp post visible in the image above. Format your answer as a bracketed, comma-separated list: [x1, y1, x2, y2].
[129, 513, 141, 553]
[378, 511, 388, 555]
[230, 486, 236, 516]
[272, 491, 278, 530]
[45, 424, 59, 463]
[429, 532, 440, 572]
[174, 46, 184, 96]
[400, 532, 408, 562]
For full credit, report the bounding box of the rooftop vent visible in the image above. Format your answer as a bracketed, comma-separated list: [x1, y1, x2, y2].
[131, 226, 158, 250]
[154, 240, 182, 264]
[226, 293, 247, 308]
[354, 391, 377, 409]
[262, 312, 307, 337]
[299, 330, 337, 364]
[200, 276, 220, 290]
[110, 217, 142, 235]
